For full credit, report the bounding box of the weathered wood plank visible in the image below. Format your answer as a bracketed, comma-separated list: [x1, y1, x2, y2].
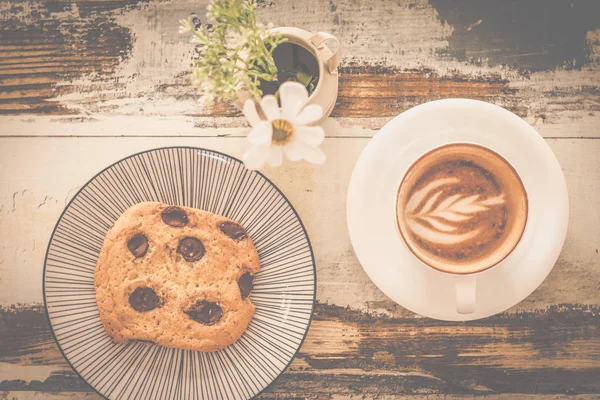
[1, 394, 598, 400]
[0, 393, 101, 400]
[332, 67, 516, 118]
[0, 0, 599, 135]
[1, 303, 599, 395]
[1, 137, 598, 310]
[0, 0, 139, 114]
[429, 0, 600, 71]
[0, 137, 599, 394]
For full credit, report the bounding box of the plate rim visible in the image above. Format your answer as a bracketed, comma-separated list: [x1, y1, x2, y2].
[42, 146, 317, 400]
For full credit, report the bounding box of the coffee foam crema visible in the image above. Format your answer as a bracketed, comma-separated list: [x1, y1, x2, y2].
[396, 143, 528, 275]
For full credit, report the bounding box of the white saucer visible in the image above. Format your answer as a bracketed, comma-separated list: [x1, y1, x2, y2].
[346, 99, 569, 321]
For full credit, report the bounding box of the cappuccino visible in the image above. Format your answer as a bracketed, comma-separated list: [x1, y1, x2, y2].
[396, 143, 528, 274]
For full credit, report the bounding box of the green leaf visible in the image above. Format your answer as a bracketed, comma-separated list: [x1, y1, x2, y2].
[180, 0, 286, 102]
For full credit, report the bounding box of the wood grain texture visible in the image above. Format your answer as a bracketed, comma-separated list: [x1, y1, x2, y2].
[0, 0, 139, 114]
[0, 0, 599, 135]
[429, 0, 600, 71]
[1, 0, 599, 397]
[1, 394, 599, 400]
[1, 137, 598, 309]
[1, 303, 600, 396]
[0, 137, 598, 396]
[0, 394, 101, 400]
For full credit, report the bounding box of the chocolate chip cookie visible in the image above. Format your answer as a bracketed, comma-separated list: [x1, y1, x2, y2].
[94, 202, 260, 352]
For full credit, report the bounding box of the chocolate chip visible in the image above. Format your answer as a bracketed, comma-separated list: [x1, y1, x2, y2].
[177, 237, 205, 262]
[185, 301, 222, 325]
[127, 233, 148, 258]
[238, 272, 254, 300]
[161, 206, 188, 227]
[219, 221, 247, 240]
[129, 287, 160, 312]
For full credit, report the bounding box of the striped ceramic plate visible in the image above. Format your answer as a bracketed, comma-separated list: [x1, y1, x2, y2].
[43, 147, 316, 399]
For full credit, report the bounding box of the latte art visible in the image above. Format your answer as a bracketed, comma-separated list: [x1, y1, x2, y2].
[405, 177, 505, 245]
[396, 144, 528, 275]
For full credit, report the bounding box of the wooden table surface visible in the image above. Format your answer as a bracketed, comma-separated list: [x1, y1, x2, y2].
[1, 0, 600, 398]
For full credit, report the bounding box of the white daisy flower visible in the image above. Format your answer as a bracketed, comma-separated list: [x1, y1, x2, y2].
[242, 81, 326, 170]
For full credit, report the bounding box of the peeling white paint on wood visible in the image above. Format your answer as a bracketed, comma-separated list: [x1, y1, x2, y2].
[1, 0, 596, 136]
[0, 113, 598, 139]
[0, 363, 56, 383]
[0, 393, 101, 399]
[1, 137, 598, 314]
[0, 393, 597, 400]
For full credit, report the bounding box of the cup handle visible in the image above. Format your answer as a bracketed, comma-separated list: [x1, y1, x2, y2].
[310, 32, 342, 74]
[455, 275, 476, 314]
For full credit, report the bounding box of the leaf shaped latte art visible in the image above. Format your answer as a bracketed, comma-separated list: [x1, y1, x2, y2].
[405, 179, 505, 245]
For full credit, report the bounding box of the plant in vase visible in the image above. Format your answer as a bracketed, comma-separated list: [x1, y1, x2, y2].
[178, 0, 318, 102]
[179, 0, 338, 169]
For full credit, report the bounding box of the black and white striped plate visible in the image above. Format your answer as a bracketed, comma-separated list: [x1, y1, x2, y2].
[43, 147, 316, 399]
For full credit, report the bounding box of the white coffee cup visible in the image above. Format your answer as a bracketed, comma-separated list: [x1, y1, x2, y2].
[395, 142, 529, 315]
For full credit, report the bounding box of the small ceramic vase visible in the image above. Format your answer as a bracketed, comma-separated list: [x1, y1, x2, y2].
[236, 27, 342, 123]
